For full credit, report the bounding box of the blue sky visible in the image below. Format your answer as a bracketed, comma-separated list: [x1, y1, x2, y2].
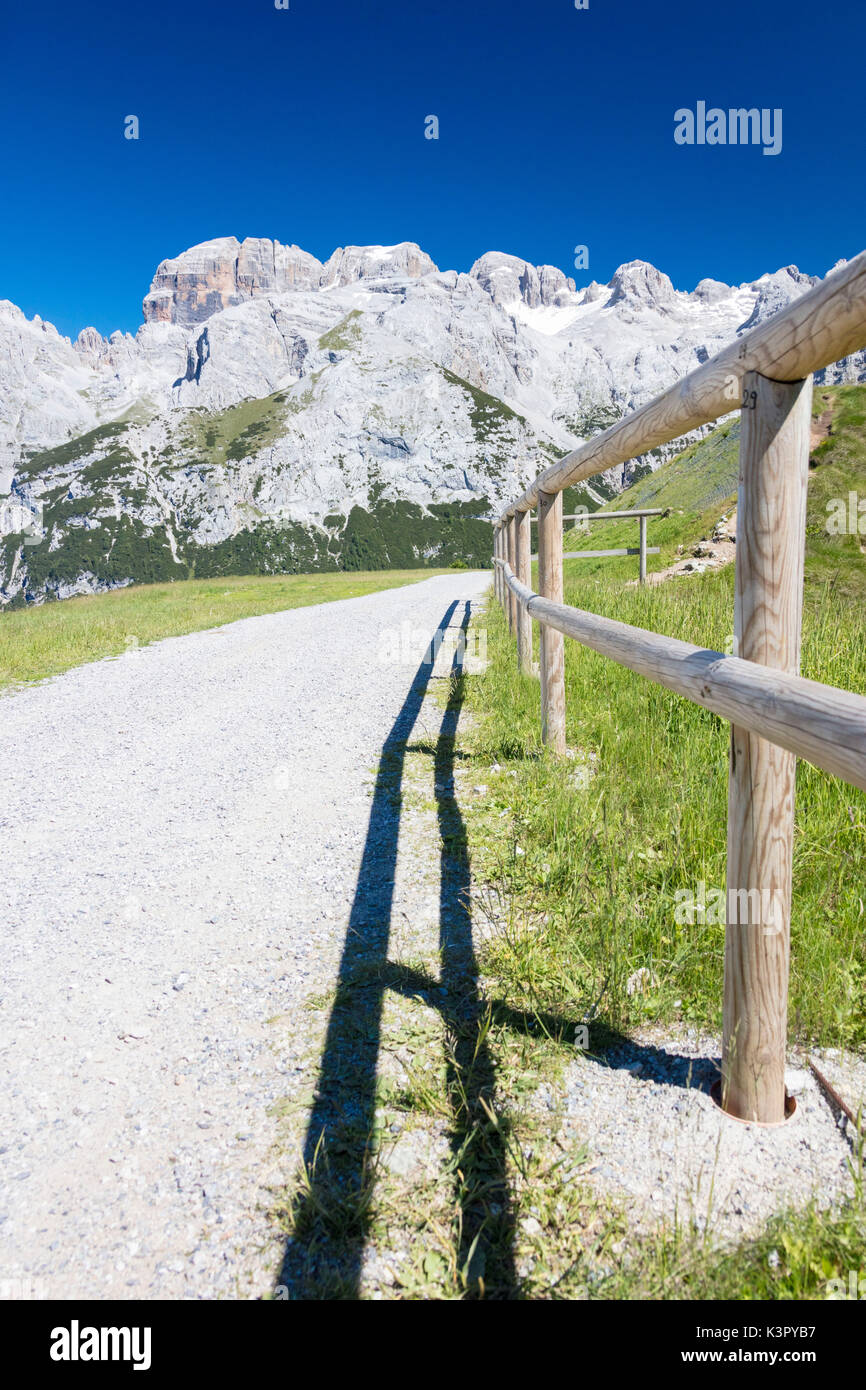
[1, 0, 863, 339]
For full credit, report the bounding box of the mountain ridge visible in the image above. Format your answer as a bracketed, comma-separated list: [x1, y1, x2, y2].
[1, 239, 863, 604]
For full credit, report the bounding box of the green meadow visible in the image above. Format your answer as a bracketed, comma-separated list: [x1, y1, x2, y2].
[466, 383, 866, 1047]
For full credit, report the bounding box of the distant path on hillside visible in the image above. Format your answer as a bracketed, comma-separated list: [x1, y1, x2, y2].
[0, 570, 490, 1299]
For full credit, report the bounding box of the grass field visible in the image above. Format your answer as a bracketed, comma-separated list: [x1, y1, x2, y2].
[451, 578, 866, 1296]
[0, 568, 453, 692]
[466, 567, 866, 1046]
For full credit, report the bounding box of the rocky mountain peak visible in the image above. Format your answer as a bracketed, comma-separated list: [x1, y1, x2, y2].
[578, 280, 608, 305]
[142, 236, 324, 328]
[606, 260, 677, 312]
[468, 252, 576, 309]
[3, 237, 863, 608]
[142, 237, 439, 326]
[737, 264, 818, 332]
[319, 242, 437, 288]
[692, 277, 732, 305]
[74, 326, 109, 364]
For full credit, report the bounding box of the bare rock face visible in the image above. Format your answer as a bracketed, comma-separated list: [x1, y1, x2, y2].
[579, 280, 608, 304]
[143, 237, 324, 327]
[0, 301, 97, 451]
[692, 278, 732, 305]
[143, 237, 242, 325]
[319, 242, 437, 288]
[606, 261, 677, 314]
[237, 238, 323, 298]
[144, 238, 435, 324]
[469, 251, 576, 308]
[538, 264, 577, 307]
[737, 265, 818, 332]
[468, 251, 531, 305]
[73, 326, 109, 365]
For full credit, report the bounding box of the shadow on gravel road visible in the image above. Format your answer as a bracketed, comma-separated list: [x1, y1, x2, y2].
[277, 599, 519, 1299]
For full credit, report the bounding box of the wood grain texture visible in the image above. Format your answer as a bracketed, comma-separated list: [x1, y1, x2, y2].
[536, 489, 566, 753]
[500, 249, 866, 519]
[497, 525, 505, 603]
[722, 372, 812, 1124]
[501, 525, 506, 607]
[516, 510, 532, 673]
[507, 517, 518, 635]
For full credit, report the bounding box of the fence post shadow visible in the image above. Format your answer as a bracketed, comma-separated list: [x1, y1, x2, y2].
[277, 598, 518, 1299]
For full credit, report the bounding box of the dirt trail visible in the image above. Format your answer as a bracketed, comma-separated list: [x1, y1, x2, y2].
[0, 571, 490, 1299]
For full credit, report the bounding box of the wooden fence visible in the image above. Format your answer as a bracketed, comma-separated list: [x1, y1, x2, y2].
[492, 250, 866, 1125]
[533, 506, 665, 583]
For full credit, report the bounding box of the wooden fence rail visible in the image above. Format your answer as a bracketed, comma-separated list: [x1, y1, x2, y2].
[532, 506, 666, 582]
[491, 249, 866, 1125]
[495, 559, 866, 793]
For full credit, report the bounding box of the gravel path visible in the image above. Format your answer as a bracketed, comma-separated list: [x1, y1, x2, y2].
[0, 571, 490, 1299]
[542, 1033, 865, 1243]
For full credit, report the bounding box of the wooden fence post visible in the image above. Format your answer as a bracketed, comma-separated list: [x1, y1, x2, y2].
[501, 523, 507, 609]
[722, 370, 812, 1124]
[537, 489, 566, 753]
[493, 525, 500, 604]
[500, 520, 507, 618]
[497, 525, 504, 607]
[639, 514, 647, 585]
[516, 510, 532, 672]
[507, 515, 518, 636]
